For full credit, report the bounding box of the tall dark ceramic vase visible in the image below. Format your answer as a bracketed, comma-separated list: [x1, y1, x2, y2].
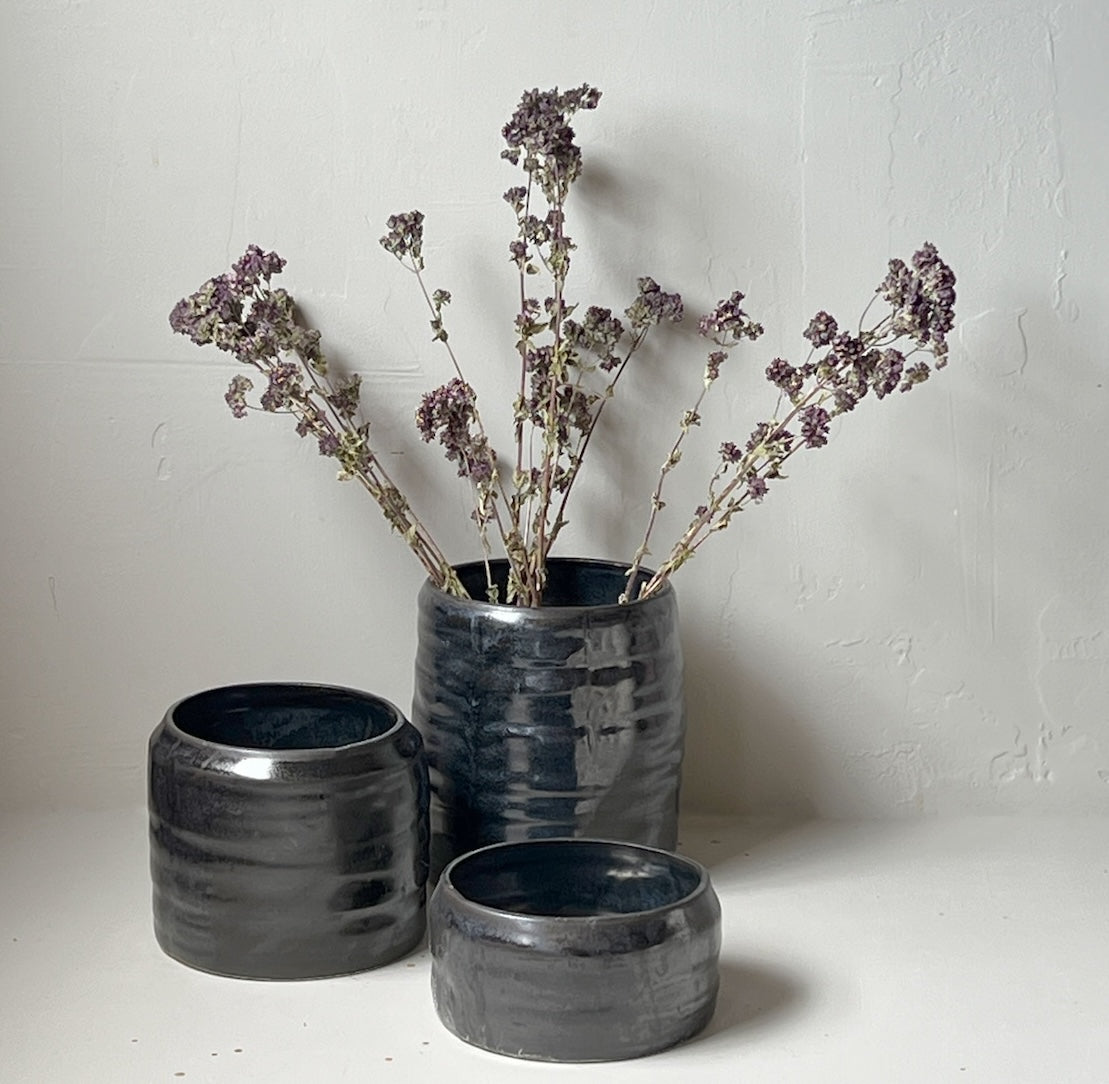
[412, 558, 685, 877]
[148, 682, 429, 979]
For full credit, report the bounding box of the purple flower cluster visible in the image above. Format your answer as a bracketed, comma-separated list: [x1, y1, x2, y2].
[563, 306, 626, 371]
[878, 242, 956, 365]
[380, 211, 425, 266]
[501, 84, 601, 203]
[259, 361, 302, 412]
[169, 246, 380, 479]
[625, 277, 684, 331]
[168, 245, 300, 367]
[799, 405, 831, 448]
[766, 357, 803, 399]
[704, 350, 727, 383]
[232, 245, 286, 287]
[699, 291, 764, 343]
[803, 310, 838, 347]
[224, 374, 253, 419]
[416, 378, 496, 483]
[701, 243, 955, 545]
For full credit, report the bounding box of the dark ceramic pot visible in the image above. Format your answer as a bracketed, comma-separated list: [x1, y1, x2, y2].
[148, 682, 429, 979]
[412, 558, 685, 878]
[429, 838, 721, 1062]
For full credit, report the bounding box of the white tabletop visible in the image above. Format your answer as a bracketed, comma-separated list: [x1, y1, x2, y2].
[2, 808, 1107, 1083]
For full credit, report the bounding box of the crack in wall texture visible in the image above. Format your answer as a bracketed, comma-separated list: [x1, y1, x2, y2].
[1, 0, 1105, 816]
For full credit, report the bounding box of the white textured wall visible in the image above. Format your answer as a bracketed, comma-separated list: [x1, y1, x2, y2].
[2, 0, 1106, 816]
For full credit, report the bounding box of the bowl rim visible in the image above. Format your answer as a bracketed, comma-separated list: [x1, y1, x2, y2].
[435, 837, 712, 926]
[160, 681, 410, 758]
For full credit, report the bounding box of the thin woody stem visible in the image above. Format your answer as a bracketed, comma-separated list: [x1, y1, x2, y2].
[622, 378, 713, 601]
[406, 261, 529, 598]
[547, 326, 649, 550]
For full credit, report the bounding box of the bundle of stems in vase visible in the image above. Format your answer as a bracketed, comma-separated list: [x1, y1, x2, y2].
[170, 84, 956, 606]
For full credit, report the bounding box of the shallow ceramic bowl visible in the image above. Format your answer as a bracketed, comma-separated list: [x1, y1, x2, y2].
[428, 838, 721, 1062]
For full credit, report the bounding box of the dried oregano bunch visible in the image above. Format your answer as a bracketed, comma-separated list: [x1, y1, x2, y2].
[170, 84, 956, 605]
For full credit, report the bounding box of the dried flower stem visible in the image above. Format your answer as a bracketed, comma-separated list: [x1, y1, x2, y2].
[171, 87, 956, 610]
[633, 246, 955, 599]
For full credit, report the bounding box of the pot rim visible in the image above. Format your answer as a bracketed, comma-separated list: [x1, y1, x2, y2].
[161, 681, 410, 758]
[435, 837, 711, 927]
[424, 556, 674, 616]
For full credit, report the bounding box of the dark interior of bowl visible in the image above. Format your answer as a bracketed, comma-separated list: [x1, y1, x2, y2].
[447, 840, 703, 917]
[172, 684, 399, 750]
[453, 558, 652, 608]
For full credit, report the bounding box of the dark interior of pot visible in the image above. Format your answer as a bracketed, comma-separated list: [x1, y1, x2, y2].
[454, 558, 653, 607]
[172, 683, 399, 750]
[447, 840, 703, 917]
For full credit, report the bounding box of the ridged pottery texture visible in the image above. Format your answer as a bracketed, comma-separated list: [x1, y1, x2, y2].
[429, 839, 722, 1062]
[148, 683, 429, 979]
[412, 559, 686, 878]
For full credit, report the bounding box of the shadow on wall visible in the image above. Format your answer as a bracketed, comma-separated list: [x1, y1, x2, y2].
[679, 625, 827, 819]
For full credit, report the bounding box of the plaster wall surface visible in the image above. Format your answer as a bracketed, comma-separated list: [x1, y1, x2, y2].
[2, 0, 1106, 817]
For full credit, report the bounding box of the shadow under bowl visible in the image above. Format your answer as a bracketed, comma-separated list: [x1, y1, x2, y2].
[428, 838, 722, 1062]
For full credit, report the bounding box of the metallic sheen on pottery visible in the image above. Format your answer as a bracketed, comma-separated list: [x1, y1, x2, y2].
[429, 838, 722, 1062]
[148, 683, 429, 979]
[412, 558, 686, 877]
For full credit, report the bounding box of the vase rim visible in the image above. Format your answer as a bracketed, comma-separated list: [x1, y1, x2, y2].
[426, 556, 673, 613]
[435, 838, 710, 926]
[161, 681, 410, 758]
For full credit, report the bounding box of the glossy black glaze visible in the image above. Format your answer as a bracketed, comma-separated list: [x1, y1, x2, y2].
[148, 683, 429, 979]
[429, 839, 721, 1062]
[412, 558, 686, 878]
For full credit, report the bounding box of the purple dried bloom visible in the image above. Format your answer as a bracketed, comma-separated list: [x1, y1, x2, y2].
[803, 310, 838, 347]
[380, 210, 425, 264]
[699, 291, 763, 343]
[503, 186, 528, 212]
[899, 361, 932, 392]
[829, 332, 865, 364]
[704, 350, 727, 383]
[564, 305, 626, 370]
[515, 297, 544, 341]
[416, 378, 496, 481]
[878, 242, 956, 365]
[766, 357, 803, 399]
[317, 432, 341, 457]
[912, 242, 942, 272]
[746, 422, 770, 453]
[501, 84, 601, 201]
[625, 277, 683, 331]
[260, 361, 301, 411]
[232, 244, 286, 288]
[224, 374, 253, 418]
[720, 441, 744, 464]
[745, 473, 769, 502]
[873, 348, 905, 399]
[878, 257, 913, 308]
[558, 385, 594, 437]
[417, 378, 471, 442]
[327, 375, 363, 420]
[169, 274, 244, 347]
[523, 214, 551, 244]
[168, 298, 194, 336]
[800, 405, 831, 448]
